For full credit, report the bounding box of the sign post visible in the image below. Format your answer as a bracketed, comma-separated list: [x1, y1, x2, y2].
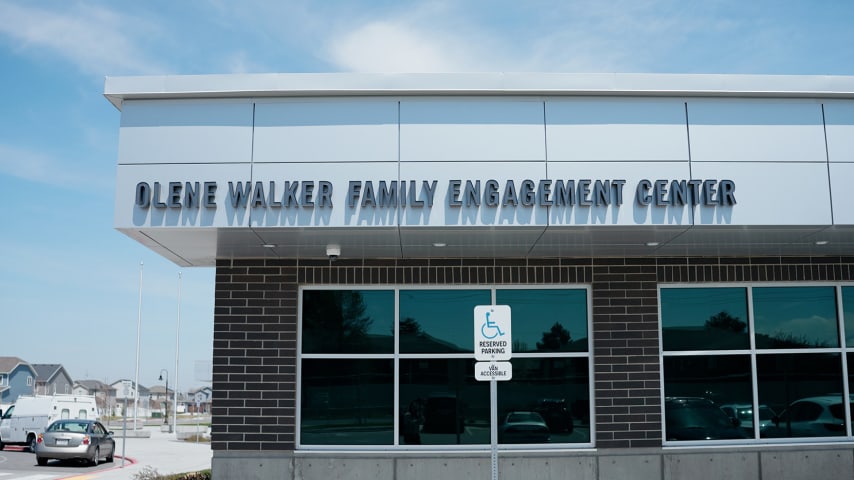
[116, 380, 133, 467]
[474, 305, 512, 480]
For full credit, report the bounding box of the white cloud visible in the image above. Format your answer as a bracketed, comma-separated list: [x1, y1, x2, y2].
[326, 20, 486, 72]
[0, 143, 113, 191]
[0, 1, 165, 75]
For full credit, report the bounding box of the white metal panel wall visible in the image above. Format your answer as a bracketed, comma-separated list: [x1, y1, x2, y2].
[253, 100, 399, 163]
[545, 98, 689, 161]
[117, 99, 254, 165]
[825, 101, 854, 225]
[830, 163, 854, 225]
[686, 99, 827, 162]
[824, 101, 854, 163]
[690, 162, 832, 225]
[399, 99, 546, 162]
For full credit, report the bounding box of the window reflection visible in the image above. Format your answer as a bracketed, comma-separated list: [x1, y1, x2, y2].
[758, 353, 844, 438]
[497, 358, 590, 444]
[399, 290, 490, 353]
[302, 290, 394, 354]
[496, 289, 588, 353]
[301, 359, 394, 445]
[663, 355, 753, 440]
[753, 287, 839, 349]
[660, 288, 749, 350]
[844, 287, 854, 346]
[399, 359, 488, 445]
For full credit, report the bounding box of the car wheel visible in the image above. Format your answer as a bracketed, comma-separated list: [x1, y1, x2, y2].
[27, 434, 36, 453]
[37, 456, 48, 466]
[0, 437, 5, 451]
[106, 447, 114, 463]
[90, 447, 100, 466]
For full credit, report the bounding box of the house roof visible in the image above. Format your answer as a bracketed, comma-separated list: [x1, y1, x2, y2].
[110, 379, 150, 395]
[0, 356, 35, 375]
[74, 380, 114, 392]
[32, 364, 69, 383]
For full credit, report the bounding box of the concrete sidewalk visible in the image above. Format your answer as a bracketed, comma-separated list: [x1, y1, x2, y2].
[65, 427, 212, 479]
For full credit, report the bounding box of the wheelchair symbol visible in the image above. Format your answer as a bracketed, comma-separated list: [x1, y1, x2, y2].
[480, 311, 505, 339]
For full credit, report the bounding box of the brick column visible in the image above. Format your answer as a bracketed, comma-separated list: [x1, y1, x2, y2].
[592, 258, 661, 448]
[211, 259, 298, 451]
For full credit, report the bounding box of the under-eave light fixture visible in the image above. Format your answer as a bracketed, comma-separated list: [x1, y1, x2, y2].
[815, 240, 829, 246]
[645, 242, 660, 247]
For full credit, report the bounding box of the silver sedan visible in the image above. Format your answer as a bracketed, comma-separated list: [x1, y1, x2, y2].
[34, 419, 115, 466]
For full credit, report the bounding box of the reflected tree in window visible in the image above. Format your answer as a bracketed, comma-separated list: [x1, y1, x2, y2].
[536, 322, 571, 351]
[303, 291, 374, 352]
[704, 311, 746, 334]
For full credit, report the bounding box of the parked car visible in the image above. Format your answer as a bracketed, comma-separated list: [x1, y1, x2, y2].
[533, 398, 574, 434]
[765, 395, 853, 438]
[664, 397, 748, 441]
[499, 411, 550, 444]
[720, 403, 776, 431]
[34, 419, 115, 466]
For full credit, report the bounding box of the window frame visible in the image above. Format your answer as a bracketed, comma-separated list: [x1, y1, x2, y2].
[659, 282, 854, 446]
[296, 284, 595, 451]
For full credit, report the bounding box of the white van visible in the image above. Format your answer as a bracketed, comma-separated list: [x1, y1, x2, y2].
[0, 394, 98, 452]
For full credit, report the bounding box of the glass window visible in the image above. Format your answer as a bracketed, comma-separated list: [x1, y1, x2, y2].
[844, 287, 854, 346]
[300, 286, 592, 449]
[300, 359, 394, 445]
[302, 290, 394, 354]
[753, 286, 839, 349]
[498, 358, 590, 444]
[399, 289, 490, 353]
[757, 353, 843, 438]
[662, 285, 854, 444]
[399, 359, 488, 445]
[495, 289, 588, 353]
[661, 288, 749, 350]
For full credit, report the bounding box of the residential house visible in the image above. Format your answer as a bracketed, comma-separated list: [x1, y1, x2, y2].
[187, 386, 212, 414]
[0, 356, 36, 406]
[73, 380, 114, 416]
[32, 364, 73, 395]
[148, 384, 173, 418]
[108, 379, 151, 418]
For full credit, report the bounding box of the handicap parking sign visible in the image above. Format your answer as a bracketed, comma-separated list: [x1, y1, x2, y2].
[473, 305, 512, 361]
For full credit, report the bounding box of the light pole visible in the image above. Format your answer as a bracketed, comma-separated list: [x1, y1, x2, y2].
[158, 369, 171, 432]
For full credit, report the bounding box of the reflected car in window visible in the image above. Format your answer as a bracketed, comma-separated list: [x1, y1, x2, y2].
[765, 396, 852, 438]
[498, 411, 550, 444]
[34, 419, 115, 466]
[533, 398, 574, 434]
[720, 403, 776, 431]
[665, 397, 749, 441]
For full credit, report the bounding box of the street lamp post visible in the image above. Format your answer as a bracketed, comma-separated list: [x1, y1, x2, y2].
[158, 369, 171, 433]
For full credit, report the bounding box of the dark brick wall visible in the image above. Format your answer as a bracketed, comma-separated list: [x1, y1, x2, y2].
[211, 256, 854, 452]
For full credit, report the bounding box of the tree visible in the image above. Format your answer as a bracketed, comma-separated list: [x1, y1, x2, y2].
[704, 311, 746, 333]
[536, 322, 571, 351]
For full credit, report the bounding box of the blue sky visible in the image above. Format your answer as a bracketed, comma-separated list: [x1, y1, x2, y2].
[2, 0, 854, 393]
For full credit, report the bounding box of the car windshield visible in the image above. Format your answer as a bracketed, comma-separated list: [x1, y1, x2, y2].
[47, 422, 90, 433]
[668, 403, 733, 429]
[507, 412, 541, 423]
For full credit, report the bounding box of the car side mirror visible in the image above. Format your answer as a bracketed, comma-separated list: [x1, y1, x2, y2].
[731, 418, 741, 427]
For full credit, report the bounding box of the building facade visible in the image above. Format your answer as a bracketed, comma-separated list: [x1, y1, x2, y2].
[106, 73, 854, 480]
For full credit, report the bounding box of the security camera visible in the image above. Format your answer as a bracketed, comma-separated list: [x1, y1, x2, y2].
[326, 245, 341, 261]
